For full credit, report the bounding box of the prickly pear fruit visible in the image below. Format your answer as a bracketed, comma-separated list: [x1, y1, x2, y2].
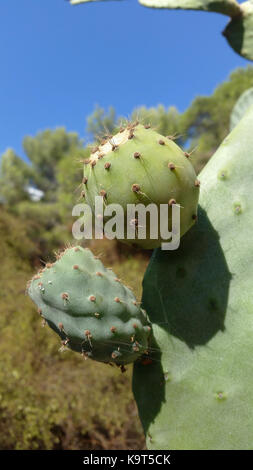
[82, 123, 199, 249]
[28, 246, 151, 365]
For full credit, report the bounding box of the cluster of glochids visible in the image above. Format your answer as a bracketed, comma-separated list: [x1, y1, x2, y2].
[80, 122, 200, 249]
[28, 246, 151, 371]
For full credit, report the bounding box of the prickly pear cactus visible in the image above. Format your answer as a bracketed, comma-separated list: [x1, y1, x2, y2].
[82, 123, 199, 249]
[139, 0, 241, 16]
[28, 246, 151, 366]
[133, 105, 253, 449]
[223, 1, 253, 62]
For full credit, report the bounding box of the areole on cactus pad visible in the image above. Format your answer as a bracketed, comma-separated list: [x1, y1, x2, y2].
[81, 123, 199, 249]
[28, 246, 151, 367]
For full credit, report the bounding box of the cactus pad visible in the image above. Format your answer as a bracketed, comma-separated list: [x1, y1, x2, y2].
[230, 87, 253, 131]
[133, 105, 253, 449]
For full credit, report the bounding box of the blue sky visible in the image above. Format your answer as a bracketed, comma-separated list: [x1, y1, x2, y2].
[0, 0, 250, 160]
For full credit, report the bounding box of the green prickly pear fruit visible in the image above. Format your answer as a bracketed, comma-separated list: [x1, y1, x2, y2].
[28, 246, 151, 366]
[81, 123, 199, 249]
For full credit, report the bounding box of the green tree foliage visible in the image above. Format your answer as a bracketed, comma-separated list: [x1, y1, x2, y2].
[56, 146, 89, 217]
[181, 66, 253, 172]
[87, 104, 183, 145]
[131, 105, 182, 142]
[0, 149, 31, 206]
[0, 127, 84, 207]
[23, 127, 82, 201]
[86, 105, 116, 141]
[0, 209, 146, 449]
[0, 128, 86, 257]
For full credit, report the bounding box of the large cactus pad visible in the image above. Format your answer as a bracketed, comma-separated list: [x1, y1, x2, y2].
[133, 105, 253, 449]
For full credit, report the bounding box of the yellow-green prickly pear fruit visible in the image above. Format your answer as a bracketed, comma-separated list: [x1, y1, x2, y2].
[81, 123, 199, 249]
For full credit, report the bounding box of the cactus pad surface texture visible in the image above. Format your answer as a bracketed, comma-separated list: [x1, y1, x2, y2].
[28, 246, 151, 366]
[82, 123, 199, 249]
[133, 105, 253, 449]
[230, 87, 253, 131]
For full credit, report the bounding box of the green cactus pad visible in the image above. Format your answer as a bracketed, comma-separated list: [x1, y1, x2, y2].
[133, 105, 253, 449]
[82, 123, 199, 249]
[139, 0, 241, 17]
[28, 246, 151, 365]
[223, 2, 253, 62]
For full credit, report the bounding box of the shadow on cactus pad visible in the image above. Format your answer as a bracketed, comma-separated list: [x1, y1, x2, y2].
[133, 206, 231, 435]
[143, 206, 231, 348]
